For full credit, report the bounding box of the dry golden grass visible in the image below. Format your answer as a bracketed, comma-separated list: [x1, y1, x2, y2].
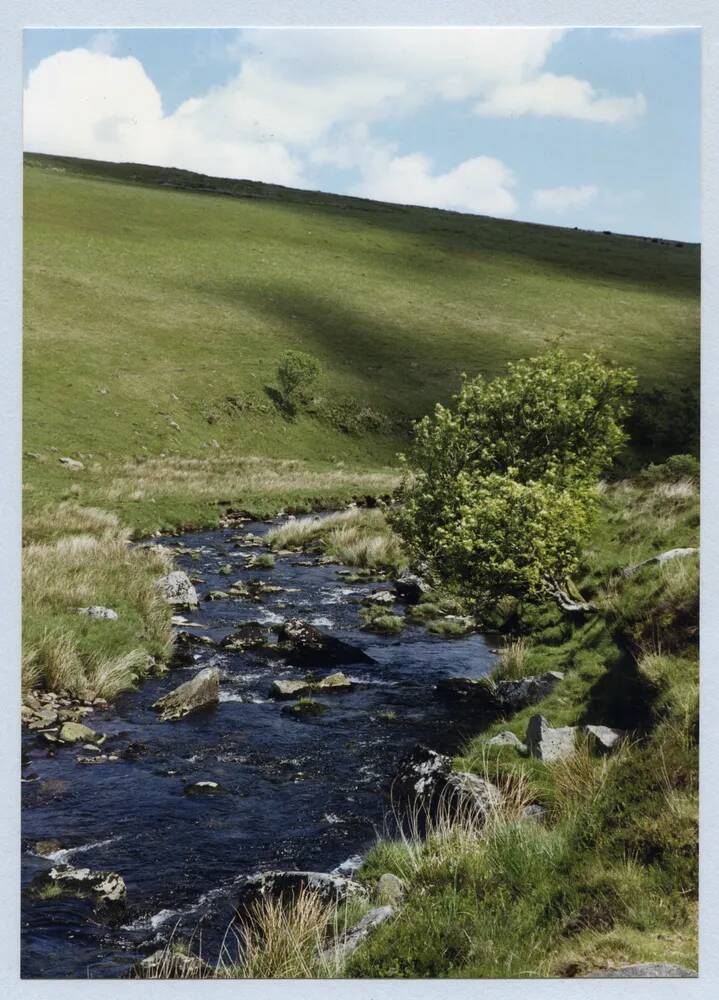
[22, 504, 173, 697]
[217, 889, 338, 979]
[494, 635, 530, 680]
[101, 456, 400, 505]
[268, 506, 407, 571]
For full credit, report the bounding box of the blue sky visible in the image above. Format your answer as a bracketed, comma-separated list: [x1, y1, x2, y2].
[23, 27, 700, 241]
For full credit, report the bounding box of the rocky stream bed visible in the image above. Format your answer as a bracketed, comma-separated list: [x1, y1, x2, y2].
[21, 515, 501, 978]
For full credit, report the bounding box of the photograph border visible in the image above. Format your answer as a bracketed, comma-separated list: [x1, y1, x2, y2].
[2, 2, 717, 997]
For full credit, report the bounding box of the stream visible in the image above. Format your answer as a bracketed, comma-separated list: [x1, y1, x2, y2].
[21, 515, 498, 978]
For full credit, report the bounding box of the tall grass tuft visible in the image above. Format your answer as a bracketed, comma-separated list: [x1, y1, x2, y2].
[494, 635, 531, 680]
[267, 507, 407, 572]
[217, 889, 337, 979]
[23, 504, 173, 698]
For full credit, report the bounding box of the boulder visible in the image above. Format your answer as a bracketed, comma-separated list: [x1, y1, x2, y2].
[27, 706, 59, 730]
[77, 606, 118, 620]
[205, 590, 229, 601]
[131, 950, 212, 979]
[435, 676, 488, 699]
[375, 873, 406, 905]
[487, 731, 526, 751]
[156, 571, 199, 607]
[520, 804, 547, 823]
[59, 456, 84, 471]
[58, 722, 97, 744]
[393, 571, 430, 604]
[623, 547, 698, 578]
[220, 623, 271, 651]
[583, 963, 696, 978]
[152, 667, 220, 721]
[436, 672, 563, 713]
[33, 839, 62, 857]
[321, 906, 395, 965]
[585, 724, 627, 755]
[316, 671, 353, 692]
[331, 855, 363, 878]
[275, 619, 373, 667]
[526, 715, 577, 763]
[171, 630, 216, 665]
[32, 864, 126, 922]
[270, 679, 310, 700]
[443, 772, 502, 820]
[236, 870, 368, 912]
[363, 591, 396, 606]
[493, 672, 564, 712]
[391, 745, 453, 810]
[281, 700, 327, 718]
[184, 781, 222, 795]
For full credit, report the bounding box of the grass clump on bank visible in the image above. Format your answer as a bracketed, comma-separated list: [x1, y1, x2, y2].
[267, 507, 407, 573]
[22, 503, 173, 698]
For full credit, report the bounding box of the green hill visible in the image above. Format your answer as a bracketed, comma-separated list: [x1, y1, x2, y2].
[23, 152, 699, 531]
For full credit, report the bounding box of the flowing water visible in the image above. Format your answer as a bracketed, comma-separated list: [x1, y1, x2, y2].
[21, 516, 498, 978]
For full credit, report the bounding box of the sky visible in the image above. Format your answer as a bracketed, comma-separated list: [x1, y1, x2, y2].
[23, 27, 701, 241]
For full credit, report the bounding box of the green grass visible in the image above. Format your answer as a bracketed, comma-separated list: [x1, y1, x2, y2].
[24, 153, 698, 533]
[344, 475, 698, 979]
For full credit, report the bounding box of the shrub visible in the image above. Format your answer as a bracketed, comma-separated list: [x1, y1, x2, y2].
[638, 454, 699, 485]
[276, 350, 321, 408]
[392, 351, 636, 605]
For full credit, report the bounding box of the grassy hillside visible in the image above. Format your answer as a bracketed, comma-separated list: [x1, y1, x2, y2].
[23, 153, 699, 533]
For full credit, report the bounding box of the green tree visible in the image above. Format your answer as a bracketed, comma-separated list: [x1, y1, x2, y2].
[392, 351, 636, 605]
[276, 350, 321, 408]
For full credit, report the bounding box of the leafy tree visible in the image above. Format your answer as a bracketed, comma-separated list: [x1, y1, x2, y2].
[392, 351, 636, 605]
[276, 350, 321, 408]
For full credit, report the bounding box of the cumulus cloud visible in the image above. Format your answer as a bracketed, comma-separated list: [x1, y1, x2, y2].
[352, 150, 517, 216]
[476, 74, 646, 123]
[23, 28, 647, 215]
[23, 48, 306, 185]
[532, 184, 599, 212]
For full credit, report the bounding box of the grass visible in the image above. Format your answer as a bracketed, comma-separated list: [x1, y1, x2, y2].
[24, 153, 698, 532]
[268, 507, 407, 573]
[494, 636, 531, 680]
[22, 503, 173, 698]
[344, 474, 698, 979]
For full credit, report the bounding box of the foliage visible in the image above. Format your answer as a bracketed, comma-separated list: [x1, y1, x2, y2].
[637, 453, 699, 485]
[393, 352, 635, 602]
[277, 350, 322, 408]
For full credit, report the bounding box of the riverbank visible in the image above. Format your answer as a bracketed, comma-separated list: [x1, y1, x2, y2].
[136, 465, 696, 980]
[21, 462, 699, 978]
[345, 470, 700, 978]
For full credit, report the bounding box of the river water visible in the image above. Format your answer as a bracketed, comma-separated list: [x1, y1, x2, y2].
[21, 516, 497, 978]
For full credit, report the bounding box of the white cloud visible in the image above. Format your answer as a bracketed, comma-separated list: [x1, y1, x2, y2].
[476, 73, 646, 123]
[532, 184, 598, 212]
[352, 150, 517, 216]
[23, 29, 648, 216]
[23, 48, 306, 186]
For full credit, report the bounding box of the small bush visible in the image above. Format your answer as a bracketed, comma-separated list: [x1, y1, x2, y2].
[638, 454, 699, 485]
[276, 350, 321, 409]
